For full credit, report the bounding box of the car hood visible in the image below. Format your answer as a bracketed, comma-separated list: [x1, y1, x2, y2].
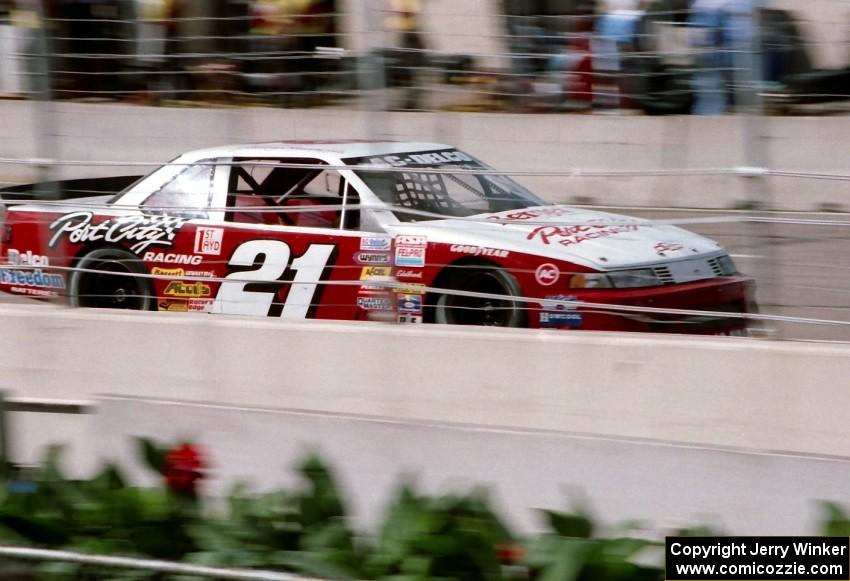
[386, 205, 724, 270]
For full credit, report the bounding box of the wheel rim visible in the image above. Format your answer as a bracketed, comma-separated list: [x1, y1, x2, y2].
[77, 258, 147, 310]
[436, 271, 519, 327]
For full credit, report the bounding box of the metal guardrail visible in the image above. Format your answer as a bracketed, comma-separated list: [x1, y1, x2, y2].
[0, 546, 320, 580]
[0, 391, 95, 478]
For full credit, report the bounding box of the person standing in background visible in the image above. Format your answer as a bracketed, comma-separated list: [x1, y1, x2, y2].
[688, 0, 732, 114]
[386, 0, 427, 110]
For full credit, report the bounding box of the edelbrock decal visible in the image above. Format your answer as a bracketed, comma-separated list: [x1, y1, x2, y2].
[49, 212, 187, 254]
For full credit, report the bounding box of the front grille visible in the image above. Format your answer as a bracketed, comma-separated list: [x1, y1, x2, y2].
[707, 257, 724, 276]
[653, 266, 675, 285]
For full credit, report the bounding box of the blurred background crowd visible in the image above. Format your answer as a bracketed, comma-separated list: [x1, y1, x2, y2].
[0, 0, 847, 114]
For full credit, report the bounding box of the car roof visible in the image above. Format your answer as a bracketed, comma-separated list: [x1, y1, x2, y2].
[178, 141, 453, 162]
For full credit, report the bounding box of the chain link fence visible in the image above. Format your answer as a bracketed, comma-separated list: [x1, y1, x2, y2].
[0, 0, 848, 340]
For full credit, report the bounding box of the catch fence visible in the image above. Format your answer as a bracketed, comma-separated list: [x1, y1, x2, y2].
[0, 1, 848, 340]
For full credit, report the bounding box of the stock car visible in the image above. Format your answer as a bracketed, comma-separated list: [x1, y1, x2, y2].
[0, 141, 755, 333]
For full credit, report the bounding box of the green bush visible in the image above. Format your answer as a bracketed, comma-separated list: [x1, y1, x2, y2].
[0, 438, 842, 580]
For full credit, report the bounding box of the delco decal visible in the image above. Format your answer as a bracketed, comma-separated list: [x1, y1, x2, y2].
[354, 252, 392, 265]
[360, 236, 392, 251]
[7, 249, 50, 267]
[527, 223, 641, 246]
[1, 248, 65, 291]
[395, 235, 427, 268]
[194, 227, 223, 255]
[49, 212, 187, 254]
[449, 244, 509, 258]
[164, 281, 211, 298]
[143, 252, 203, 265]
[535, 263, 560, 286]
[398, 314, 423, 324]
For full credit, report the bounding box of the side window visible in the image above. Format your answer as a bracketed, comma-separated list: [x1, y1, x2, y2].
[142, 161, 215, 219]
[227, 158, 355, 230]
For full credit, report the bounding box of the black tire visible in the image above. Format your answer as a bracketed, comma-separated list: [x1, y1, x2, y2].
[70, 248, 154, 310]
[431, 265, 526, 327]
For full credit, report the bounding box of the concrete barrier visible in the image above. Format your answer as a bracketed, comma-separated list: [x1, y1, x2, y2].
[2, 101, 849, 212]
[2, 303, 850, 470]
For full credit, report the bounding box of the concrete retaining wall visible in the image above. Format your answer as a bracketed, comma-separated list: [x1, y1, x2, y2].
[3, 303, 850, 473]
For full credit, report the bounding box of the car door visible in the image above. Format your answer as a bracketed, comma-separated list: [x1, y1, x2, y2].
[181, 156, 389, 321]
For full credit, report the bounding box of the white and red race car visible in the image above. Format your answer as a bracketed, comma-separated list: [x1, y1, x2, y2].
[0, 141, 754, 333]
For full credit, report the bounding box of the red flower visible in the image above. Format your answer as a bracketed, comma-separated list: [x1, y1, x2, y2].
[496, 542, 526, 564]
[163, 443, 205, 496]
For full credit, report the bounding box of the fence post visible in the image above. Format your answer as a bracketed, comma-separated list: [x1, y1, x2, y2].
[0, 391, 10, 479]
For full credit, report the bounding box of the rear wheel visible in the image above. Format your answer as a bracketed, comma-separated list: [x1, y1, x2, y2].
[70, 248, 154, 310]
[431, 265, 525, 327]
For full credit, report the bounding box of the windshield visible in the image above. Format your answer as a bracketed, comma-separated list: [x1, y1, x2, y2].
[344, 149, 548, 222]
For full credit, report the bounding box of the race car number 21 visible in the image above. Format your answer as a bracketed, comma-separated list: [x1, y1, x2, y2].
[212, 240, 335, 319]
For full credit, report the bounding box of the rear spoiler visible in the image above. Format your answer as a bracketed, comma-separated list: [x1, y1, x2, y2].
[0, 175, 144, 202]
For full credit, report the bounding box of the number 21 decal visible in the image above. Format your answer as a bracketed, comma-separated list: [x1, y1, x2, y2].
[211, 239, 335, 319]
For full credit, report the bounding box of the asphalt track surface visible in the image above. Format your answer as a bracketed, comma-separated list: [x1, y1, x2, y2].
[0, 209, 846, 343]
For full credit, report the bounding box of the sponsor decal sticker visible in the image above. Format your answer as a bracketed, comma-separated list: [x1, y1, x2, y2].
[449, 244, 509, 258]
[152, 267, 185, 278]
[395, 269, 423, 280]
[360, 266, 392, 280]
[357, 296, 393, 310]
[539, 311, 583, 329]
[143, 252, 203, 265]
[188, 298, 214, 313]
[158, 301, 188, 312]
[49, 212, 187, 254]
[360, 236, 392, 251]
[527, 222, 641, 246]
[1, 249, 65, 290]
[7, 249, 50, 267]
[488, 207, 574, 222]
[362, 150, 474, 168]
[397, 293, 423, 314]
[535, 263, 560, 286]
[164, 280, 212, 298]
[354, 252, 392, 265]
[398, 314, 423, 324]
[194, 227, 224, 255]
[395, 235, 427, 268]
[654, 242, 684, 254]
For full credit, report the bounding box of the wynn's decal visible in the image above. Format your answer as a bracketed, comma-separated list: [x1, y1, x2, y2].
[49, 212, 187, 254]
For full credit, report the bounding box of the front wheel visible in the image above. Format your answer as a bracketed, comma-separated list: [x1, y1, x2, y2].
[431, 266, 526, 327]
[70, 248, 154, 310]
